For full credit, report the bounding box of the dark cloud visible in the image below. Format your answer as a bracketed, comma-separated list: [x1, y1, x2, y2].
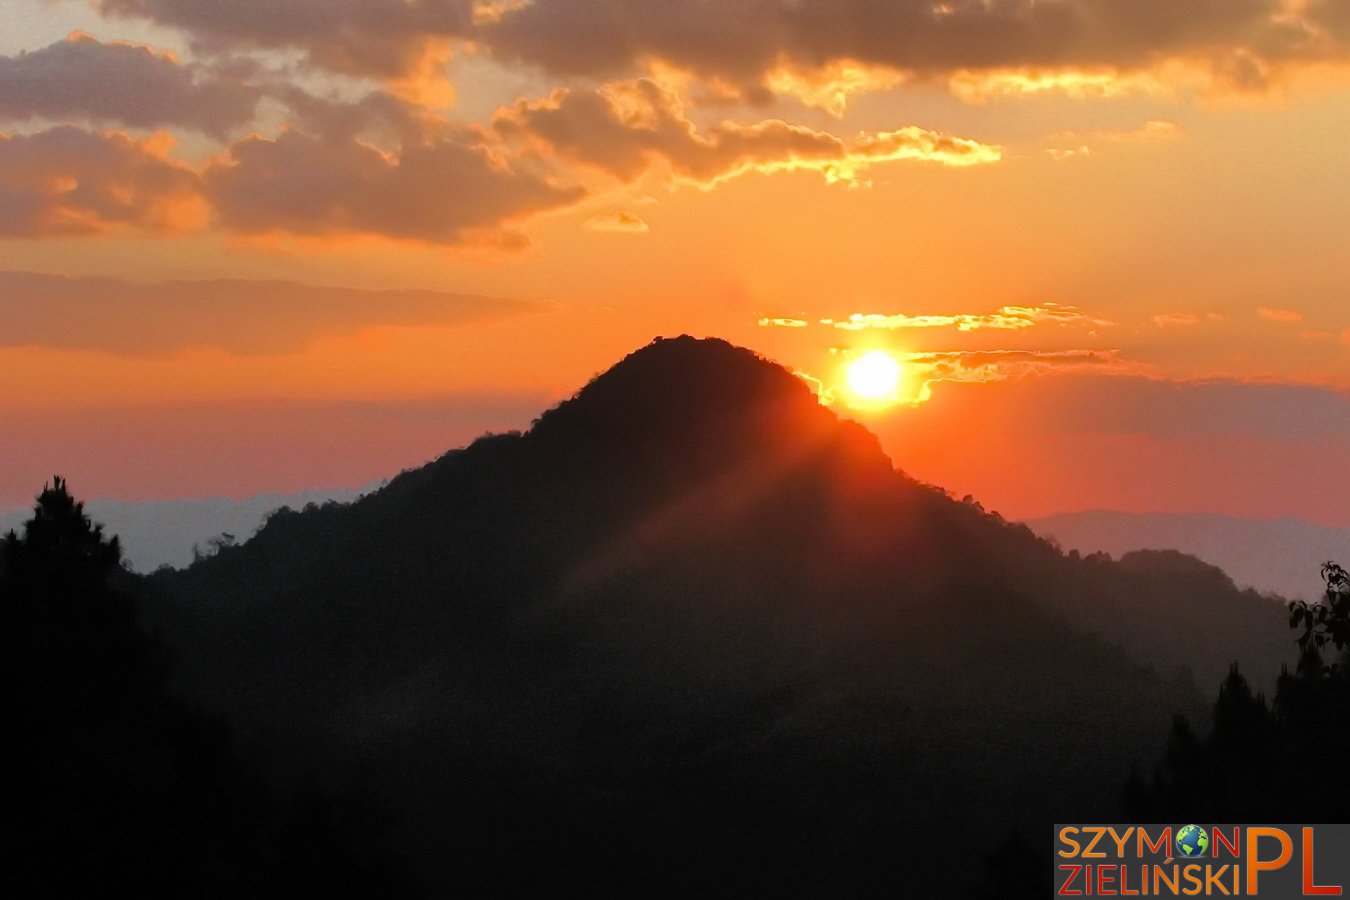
[0, 104, 586, 245]
[479, 0, 1309, 88]
[205, 127, 584, 243]
[91, 0, 1349, 94]
[0, 126, 203, 236]
[0, 34, 260, 138]
[0, 270, 542, 355]
[276, 88, 442, 146]
[494, 79, 999, 186]
[1310, 0, 1350, 35]
[98, 0, 474, 79]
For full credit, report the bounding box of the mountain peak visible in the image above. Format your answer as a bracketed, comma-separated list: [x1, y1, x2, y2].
[523, 334, 894, 494]
[530, 335, 827, 444]
[537, 335, 815, 428]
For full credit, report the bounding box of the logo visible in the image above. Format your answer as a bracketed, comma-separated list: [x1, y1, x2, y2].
[1055, 824, 1347, 897]
[1177, 824, 1210, 858]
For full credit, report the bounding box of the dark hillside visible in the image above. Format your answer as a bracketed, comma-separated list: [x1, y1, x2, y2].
[144, 336, 1289, 894]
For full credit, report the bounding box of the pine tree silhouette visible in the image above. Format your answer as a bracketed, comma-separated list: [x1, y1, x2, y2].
[1128, 561, 1350, 821]
[0, 478, 414, 897]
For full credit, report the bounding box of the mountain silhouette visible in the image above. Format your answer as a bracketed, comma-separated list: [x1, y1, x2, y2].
[142, 336, 1293, 895]
[1028, 509, 1346, 602]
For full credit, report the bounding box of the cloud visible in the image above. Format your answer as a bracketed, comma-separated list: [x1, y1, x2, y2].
[762, 60, 907, 116]
[1085, 120, 1183, 143]
[479, 1, 1265, 78]
[762, 303, 1108, 332]
[841, 306, 1107, 331]
[583, 210, 649, 233]
[812, 346, 1121, 407]
[0, 126, 205, 236]
[0, 33, 261, 139]
[475, 0, 1346, 99]
[1047, 118, 1183, 154]
[494, 79, 1000, 187]
[1258, 306, 1305, 322]
[205, 127, 584, 243]
[0, 270, 542, 355]
[950, 68, 1177, 103]
[907, 348, 1124, 398]
[275, 87, 445, 146]
[0, 105, 587, 245]
[98, 0, 474, 81]
[1150, 312, 1229, 327]
[87, 0, 1350, 106]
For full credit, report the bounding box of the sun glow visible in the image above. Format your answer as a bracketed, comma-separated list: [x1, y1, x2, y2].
[845, 350, 903, 407]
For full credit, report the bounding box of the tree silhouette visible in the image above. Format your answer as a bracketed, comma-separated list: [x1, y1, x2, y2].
[1289, 562, 1350, 665]
[0, 478, 413, 897]
[1128, 560, 1350, 821]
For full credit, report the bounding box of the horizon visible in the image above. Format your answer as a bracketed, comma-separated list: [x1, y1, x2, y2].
[3, 334, 1350, 527]
[4, 367, 1350, 532]
[3, 336, 1345, 604]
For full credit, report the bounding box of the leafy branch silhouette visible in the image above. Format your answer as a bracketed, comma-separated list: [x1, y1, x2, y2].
[1288, 562, 1350, 668]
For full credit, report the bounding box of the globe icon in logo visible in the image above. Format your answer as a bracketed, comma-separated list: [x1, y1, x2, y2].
[1176, 825, 1209, 858]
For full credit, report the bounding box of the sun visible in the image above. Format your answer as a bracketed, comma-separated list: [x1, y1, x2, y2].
[845, 350, 903, 405]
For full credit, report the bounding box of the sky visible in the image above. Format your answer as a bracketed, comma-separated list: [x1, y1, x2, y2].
[2, 0, 1349, 525]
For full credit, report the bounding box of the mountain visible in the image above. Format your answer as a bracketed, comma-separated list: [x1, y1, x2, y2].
[0, 487, 370, 573]
[141, 336, 1296, 895]
[1027, 510, 1348, 602]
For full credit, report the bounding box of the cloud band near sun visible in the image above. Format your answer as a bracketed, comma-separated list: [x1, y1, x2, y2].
[760, 304, 1110, 333]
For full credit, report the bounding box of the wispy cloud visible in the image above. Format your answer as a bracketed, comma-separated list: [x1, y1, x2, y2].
[762, 303, 1110, 333]
[898, 349, 1128, 404]
[584, 210, 649, 233]
[951, 69, 1174, 104]
[1150, 311, 1227, 327]
[0, 270, 541, 356]
[494, 79, 1000, 189]
[1045, 119, 1183, 159]
[807, 347, 1124, 408]
[1258, 306, 1305, 323]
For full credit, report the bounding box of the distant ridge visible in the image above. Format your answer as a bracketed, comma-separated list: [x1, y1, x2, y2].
[0, 486, 370, 572]
[1027, 509, 1349, 601]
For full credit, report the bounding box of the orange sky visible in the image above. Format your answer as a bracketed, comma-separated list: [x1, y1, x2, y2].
[2, 0, 1349, 523]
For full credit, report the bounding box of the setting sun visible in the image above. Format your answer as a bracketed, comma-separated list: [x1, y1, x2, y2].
[845, 350, 903, 405]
